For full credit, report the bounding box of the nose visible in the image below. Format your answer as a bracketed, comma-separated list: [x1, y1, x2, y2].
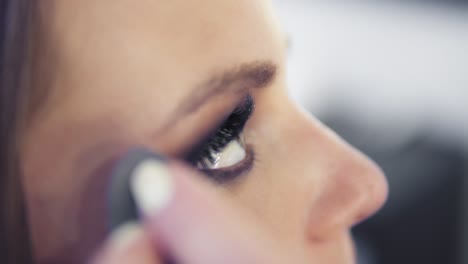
[288, 106, 388, 239]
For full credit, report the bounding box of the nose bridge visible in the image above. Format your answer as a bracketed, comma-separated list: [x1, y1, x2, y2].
[289, 107, 388, 236]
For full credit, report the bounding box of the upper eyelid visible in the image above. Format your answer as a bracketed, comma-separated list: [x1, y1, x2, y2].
[184, 95, 255, 162]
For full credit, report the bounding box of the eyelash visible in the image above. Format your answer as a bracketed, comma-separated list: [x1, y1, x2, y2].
[186, 95, 255, 181]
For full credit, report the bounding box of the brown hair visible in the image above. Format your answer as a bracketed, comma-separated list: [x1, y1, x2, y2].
[0, 0, 35, 262]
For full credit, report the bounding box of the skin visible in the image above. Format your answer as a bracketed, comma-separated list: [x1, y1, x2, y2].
[19, 0, 388, 263]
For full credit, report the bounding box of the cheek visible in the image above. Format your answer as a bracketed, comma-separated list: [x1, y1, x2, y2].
[20, 131, 113, 260]
[231, 101, 321, 241]
[227, 169, 310, 242]
[22, 160, 111, 261]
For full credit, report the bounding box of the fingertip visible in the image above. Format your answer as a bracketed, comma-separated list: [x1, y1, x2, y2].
[108, 148, 168, 231]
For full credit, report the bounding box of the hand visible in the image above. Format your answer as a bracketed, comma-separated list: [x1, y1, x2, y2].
[91, 156, 300, 264]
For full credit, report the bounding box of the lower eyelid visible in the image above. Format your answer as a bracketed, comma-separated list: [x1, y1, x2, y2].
[199, 145, 255, 184]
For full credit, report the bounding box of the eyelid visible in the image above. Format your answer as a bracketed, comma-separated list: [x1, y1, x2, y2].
[182, 94, 254, 160]
[181, 111, 233, 160]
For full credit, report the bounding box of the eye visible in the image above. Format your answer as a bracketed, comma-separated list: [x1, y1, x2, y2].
[196, 135, 247, 170]
[186, 95, 255, 182]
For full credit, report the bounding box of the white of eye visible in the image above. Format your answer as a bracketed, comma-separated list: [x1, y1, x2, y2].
[203, 138, 247, 170]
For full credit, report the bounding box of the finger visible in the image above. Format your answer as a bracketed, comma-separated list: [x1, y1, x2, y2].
[127, 150, 290, 264]
[91, 222, 162, 264]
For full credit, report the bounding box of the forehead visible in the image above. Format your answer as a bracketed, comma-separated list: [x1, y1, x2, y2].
[39, 0, 283, 109]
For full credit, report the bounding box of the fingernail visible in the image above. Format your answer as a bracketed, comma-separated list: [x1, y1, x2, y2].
[108, 222, 144, 252]
[130, 157, 174, 216]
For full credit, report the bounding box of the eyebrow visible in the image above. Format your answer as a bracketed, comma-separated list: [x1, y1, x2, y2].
[160, 61, 277, 131]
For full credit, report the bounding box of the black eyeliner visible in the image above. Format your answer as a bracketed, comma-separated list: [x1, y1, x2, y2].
[185, 95, 255, 181]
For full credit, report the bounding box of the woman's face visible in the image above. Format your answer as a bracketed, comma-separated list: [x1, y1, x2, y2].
[20, 0, 388, 263]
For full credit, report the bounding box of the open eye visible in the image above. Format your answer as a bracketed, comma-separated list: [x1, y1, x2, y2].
[186, 95, 255, 181]
[196, 135, 247, 170]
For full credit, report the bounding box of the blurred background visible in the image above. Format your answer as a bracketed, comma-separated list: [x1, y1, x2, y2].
[272, 1, 468, 264]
